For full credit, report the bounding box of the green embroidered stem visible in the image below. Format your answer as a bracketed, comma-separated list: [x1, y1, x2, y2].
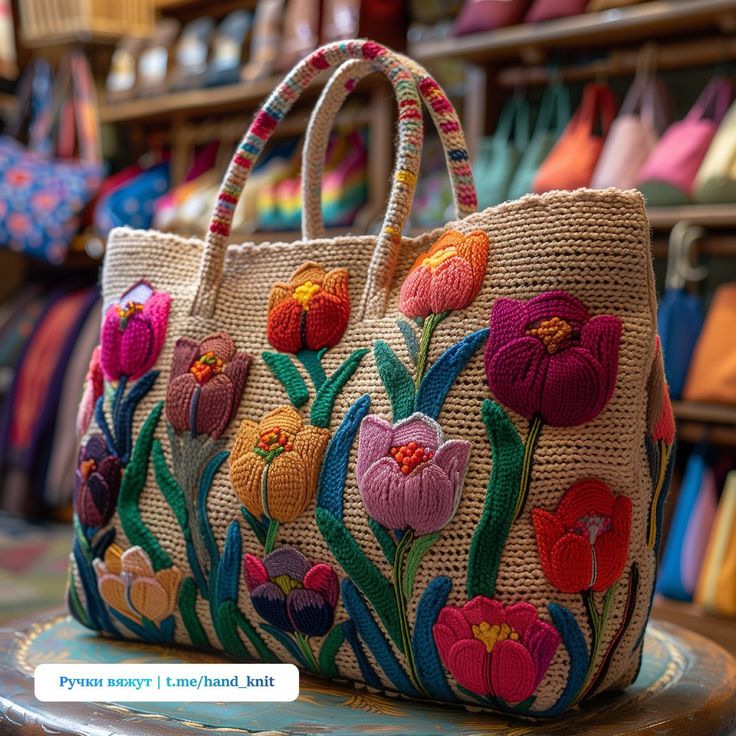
[318, 625, 344, 678]
[264, 519, 279, 554]
[414, 312, 447, 389]
[369, 519, 396, 565]
[648, 440, 670, 550]
[579, 583, 619, 697]
[241, 506, 267, 546]
[262, 351, 310, 409]
[310, 348, 369, 428]
[514, 414, 543, 521]
[297, 349, 327, 390]
[403, 532, 439, 600]
[295, 632, 320, 673]
[179, 577, 209, 648]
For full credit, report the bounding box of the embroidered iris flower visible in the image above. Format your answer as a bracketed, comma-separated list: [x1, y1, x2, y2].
[532, 479, 632, 593]
[355, 412, 470, 536]
[100, 280, 171, 382]
[244, 547, 339, 638]
[76, 346, 103, 439]
[266, 262, 350, 354]
[94, 545, 182, 625]
[484, 290, 621, 427]
[433, 598, 561, 704]
[74, 433, 121, 527]
[399, 230, 489, 318]
[229, 406, 330, 523]
[165, 332, 252, 438]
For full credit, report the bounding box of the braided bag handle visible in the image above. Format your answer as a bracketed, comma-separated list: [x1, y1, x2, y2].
[197, 40, 428, 320]
[301, 56, 477, 240]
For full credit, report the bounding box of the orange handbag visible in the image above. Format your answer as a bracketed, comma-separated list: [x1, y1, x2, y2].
[533, 82, 616, 193]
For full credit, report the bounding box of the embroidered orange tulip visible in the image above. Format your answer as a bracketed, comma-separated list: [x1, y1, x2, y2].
[229, 406, 330, 523]
[399, 230, 489, 318]
[94, 545, 182, 625]
[266, 262, 350, 354]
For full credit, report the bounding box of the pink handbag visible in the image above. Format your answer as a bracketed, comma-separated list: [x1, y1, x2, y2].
[637, 78, 732, 206]
[452, 0, 532, 35]
[525, 0, 588, 22]
[591, 74, 668, 190]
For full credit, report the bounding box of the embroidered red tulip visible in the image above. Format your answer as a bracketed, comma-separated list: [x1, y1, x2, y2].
[433, 598, 560, 704]
[76, 346, 103, 440]
[74, 433, 121, 528]
[100, 280, 171, 382]
[356, 412, 470, 536]
[166, 332, 252, 439]
[532, 479, 632, 593]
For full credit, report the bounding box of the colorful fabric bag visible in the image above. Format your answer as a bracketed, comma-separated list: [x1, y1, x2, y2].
[693, 96, 736, 204]
[68, 41, 673, 718]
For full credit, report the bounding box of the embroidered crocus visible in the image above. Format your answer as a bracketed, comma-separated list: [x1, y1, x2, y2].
[229, 406, 330, 525]
[100, 280, 171, 382]
[485, 290, 621, 427]
[532, 479, 632, 593]
[355, 412, 470, 536]
[76, 346, 103, 439]
[74, 433, 122, 527]
[399, 230, 489, 319]
[244, 547, 339, 638]
[266, 262, 350, 354]
[433, 598, 560, 704]
[94, 545, 182, 625]
[165, 332, 252, 438]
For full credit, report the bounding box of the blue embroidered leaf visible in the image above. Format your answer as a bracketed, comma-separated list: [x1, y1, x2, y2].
[342, 579, 420, 697]
[317, 394, 370, 518]
[67, 569, 93, 629]
[374, 340, 415, 422]
[369, 519, 396, 565]
[467, 399, 523, 598]
[110, 608, 158, 642]
[110, 376, 128, 443]
[90, 526, 116, 560]
[262, 351, 310, 409]
[311, 348, 369, 428]
[396, 319, 419, 364]
[95, 395, 119, 458]
[216, 521, 242, 607]
[413, 576, 457, 701]
[72, 535, 118, 635]
[118, 370, 159, 463]
[260, 623, 309, 669]
[197, 450, 229, 563]
[414, 327, 490, 419]
[343, 619, 382, 689]
[158, 615, 175, 644]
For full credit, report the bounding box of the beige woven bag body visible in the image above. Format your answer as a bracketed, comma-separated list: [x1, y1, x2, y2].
[69, 41, 675, 718]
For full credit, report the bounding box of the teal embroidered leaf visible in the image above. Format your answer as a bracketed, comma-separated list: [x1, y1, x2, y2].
[369, 519, 396, 565]
[297, 348, 328, 390]
[117, 402, 173, 571]
[343, 619, 382, 688]
[233, 604, 277, 663]
[396, 319, 419, 364]
[374, 340, 414, 421]
[152, 439, 188, 532]
[216, 521, 242, 606]
[414, 327, 490, 419]
[67, 569, 93, 629]
[216, 600, 276, 662]
[262, 351, 309, 409]
[241, 506, 267, 546]
[318, 625, 345, 678]
[179, 577, 209, 648]
[403, 532, 439, 599]
[311, 348, 369, 428]
[467, 399, 523, 598]
[260, 623, 308, 668]
[197, 450, 229, 563]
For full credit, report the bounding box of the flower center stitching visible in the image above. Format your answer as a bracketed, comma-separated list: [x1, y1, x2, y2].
[472, 621, 520, 653]
[253, 425, 294, 461]
[293, 281, 321, 310]
[423, 245, 457, 270]
[79, 458, 96, 480]
[272, 574, 301, 595]
[526, 316, 573, 354]
[574, 514, 612, 545]
[190, 351, 224, 384]
[117, 300, 144, 329]
[389, 441, 435, 475]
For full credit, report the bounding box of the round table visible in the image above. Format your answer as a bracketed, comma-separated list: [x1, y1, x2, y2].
[1, 609, 735, 735]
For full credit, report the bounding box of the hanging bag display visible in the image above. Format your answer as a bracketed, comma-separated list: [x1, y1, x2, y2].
[68, 41, 672, 718]
[693, 95, 736, 203]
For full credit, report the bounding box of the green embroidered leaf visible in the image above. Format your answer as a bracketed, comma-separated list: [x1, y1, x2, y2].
[241, 506, 267, 546]
[215, 600, 252, 659]
[262, 351, 310, 409]
[152, 439, 188, 532]
[216, 521, 242, 606]
[374, 340, 414, 421]
[369, 519, 396, 565]
[318, 625, 345, 678]
[467, 399, 523, 598]
[260, 623, 309, 669]
[118, 402, 173, 571]
[231, 602, 277, 662]
[67, 569, 93, 629]
[297, 348, 328, 390]
[179, 577, 209, 648]
[316, 507, 401, 646]
[197, 450, 229, 563]
[403, 532, 439, 599]
[311, 348, 369, 428]
[396, 319, 419, 364]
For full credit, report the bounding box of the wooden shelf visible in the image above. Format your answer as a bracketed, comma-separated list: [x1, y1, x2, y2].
[672, 401, 736, 425]
[653, 596, 736, 654]
[648, 205, 736, 230]
[410, 0, 736, 64]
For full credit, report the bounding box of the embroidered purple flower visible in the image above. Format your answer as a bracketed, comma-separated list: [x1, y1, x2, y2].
[355, 412, 470, 536]
[244, 547, 339, 638]
[100, 281, 171, 382]
[165, 332, 252, 438]
[485, 290, 622, 427]
[74, 433, 122, 527]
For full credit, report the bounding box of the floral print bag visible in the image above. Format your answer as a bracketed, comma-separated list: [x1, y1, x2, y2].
[69, 41, 674, 718]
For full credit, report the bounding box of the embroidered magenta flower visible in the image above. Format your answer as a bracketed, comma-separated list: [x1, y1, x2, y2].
[433, 598, 560, 704]
[100, 281, 171, 382]
[74, 433, 122, 527]
[399, 230, 489, 318]
[355, 412, 470, 536]
[485, 290, 621, 427]
[532, 479, 632, 593]
[244, 547, 339, 638]
[76, 346, 103, 439]
[165, 332, 252, 439]
[648, 338, 675, 445]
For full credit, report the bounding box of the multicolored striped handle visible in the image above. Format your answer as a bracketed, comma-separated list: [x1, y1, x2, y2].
[196, 40, 428, 319]
[301, 56, 477, 241]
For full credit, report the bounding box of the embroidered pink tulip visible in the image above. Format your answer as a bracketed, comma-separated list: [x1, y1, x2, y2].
[485, 290, 622, 427]
[399, 230, 489, 318]
[166, 332, 252, 438]
[74, 433, 122, 527]
[433, 598, 560, 704]
[355, 412, 470, 536]
[532, 479, 632, 593]
[100, 281, 171, 382]
[76, 346, 103, 439]
[648, 338, 675, 445]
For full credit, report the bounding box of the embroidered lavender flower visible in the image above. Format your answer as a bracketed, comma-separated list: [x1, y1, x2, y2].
[355, 412, 470, 536]
[74, 433, 122, 528]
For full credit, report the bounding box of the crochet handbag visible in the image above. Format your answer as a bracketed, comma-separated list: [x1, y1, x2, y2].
[68, 40, 674, 718]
